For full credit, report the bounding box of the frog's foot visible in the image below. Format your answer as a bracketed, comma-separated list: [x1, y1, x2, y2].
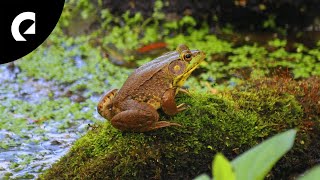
[112, 111, 181, 132]
[177, 103, 189, 112]
[178, 88, 190, 95]
[139, 121, 182, 132]
[97, 89, 118, 120]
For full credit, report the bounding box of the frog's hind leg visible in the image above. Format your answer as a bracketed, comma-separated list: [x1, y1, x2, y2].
[111, 99, 181, 132]
[97, 89, 118, 120]
[111, 109, 157, 132]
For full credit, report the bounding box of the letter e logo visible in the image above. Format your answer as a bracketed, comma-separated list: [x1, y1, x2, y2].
[11, 12, 36, 41]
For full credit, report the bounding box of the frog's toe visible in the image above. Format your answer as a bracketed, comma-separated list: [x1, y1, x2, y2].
[178, 88, 190, 95]
[177, 103, 189, 112]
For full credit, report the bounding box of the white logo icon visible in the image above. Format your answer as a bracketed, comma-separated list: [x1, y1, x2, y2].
[11, 12, 36, 41]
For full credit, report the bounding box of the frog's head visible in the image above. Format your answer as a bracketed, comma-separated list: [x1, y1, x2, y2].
[168, 44, 205, 88]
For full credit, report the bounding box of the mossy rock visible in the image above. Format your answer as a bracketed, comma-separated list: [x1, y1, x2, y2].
[41, 88, 303, 179]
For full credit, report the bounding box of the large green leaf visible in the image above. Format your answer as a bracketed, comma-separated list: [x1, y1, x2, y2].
[298, 165, 320, 180]
[231, 129, 297, 180]
[213, 153, 236, 180]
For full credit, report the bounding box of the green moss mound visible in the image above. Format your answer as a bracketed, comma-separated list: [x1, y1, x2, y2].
[41, 88, 303, 179]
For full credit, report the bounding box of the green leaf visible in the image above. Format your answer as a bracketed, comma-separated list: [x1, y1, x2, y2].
[213, 153, 236, 180]
[232, 129, 297, 180]
[194, 174, 211, 180]
[298, 165, 320, 180]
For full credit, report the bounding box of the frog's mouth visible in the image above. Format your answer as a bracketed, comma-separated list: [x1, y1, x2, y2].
[173, 50, 205, 88]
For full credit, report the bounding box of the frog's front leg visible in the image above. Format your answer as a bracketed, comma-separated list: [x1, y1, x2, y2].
[97, 89, 118, 120]
[111, 99, 180, 132]
[162, 88, 188, 115]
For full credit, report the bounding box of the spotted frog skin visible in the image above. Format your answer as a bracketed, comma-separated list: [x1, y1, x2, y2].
[97, 44, 205, 132]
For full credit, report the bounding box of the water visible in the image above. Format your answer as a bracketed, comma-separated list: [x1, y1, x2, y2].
[0, 64, 98, 179]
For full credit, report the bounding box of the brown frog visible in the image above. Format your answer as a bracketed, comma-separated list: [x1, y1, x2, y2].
[97, 44, 205, 132]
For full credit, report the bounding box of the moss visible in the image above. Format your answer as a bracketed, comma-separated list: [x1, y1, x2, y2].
[234, 76, 320, 179]
[40, 86, 304, 179]
[229, 85, 302, 137]
[237, 75, 320, 123]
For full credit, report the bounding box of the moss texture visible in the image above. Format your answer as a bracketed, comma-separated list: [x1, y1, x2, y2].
[238, 76, 320, 179]
[39, 82, 309, 180]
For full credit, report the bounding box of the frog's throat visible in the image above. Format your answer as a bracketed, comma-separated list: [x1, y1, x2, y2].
[173, 51, 205, 87]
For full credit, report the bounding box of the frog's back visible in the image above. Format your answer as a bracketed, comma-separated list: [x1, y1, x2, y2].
[115, 51, 180, 101]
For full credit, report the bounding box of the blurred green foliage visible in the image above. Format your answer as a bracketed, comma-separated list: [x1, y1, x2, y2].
[17, 0, 320, 94]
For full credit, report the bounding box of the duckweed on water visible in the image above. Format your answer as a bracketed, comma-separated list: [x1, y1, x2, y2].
[41, 88, 305, 179]
[0, 98, 97, 136]
[18, 36, 131, 95]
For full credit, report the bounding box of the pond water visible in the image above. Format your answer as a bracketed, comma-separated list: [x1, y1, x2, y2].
[0, 64, 102, 179]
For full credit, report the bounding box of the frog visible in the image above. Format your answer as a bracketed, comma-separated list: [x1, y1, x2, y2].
[97, 44, 205, 132]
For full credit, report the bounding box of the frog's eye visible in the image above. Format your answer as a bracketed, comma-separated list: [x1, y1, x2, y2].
[183, 53, 192, 62]
[169, 61, 186, 75]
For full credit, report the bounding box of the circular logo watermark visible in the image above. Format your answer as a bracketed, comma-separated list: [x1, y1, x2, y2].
[0, 1, 65, 64]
